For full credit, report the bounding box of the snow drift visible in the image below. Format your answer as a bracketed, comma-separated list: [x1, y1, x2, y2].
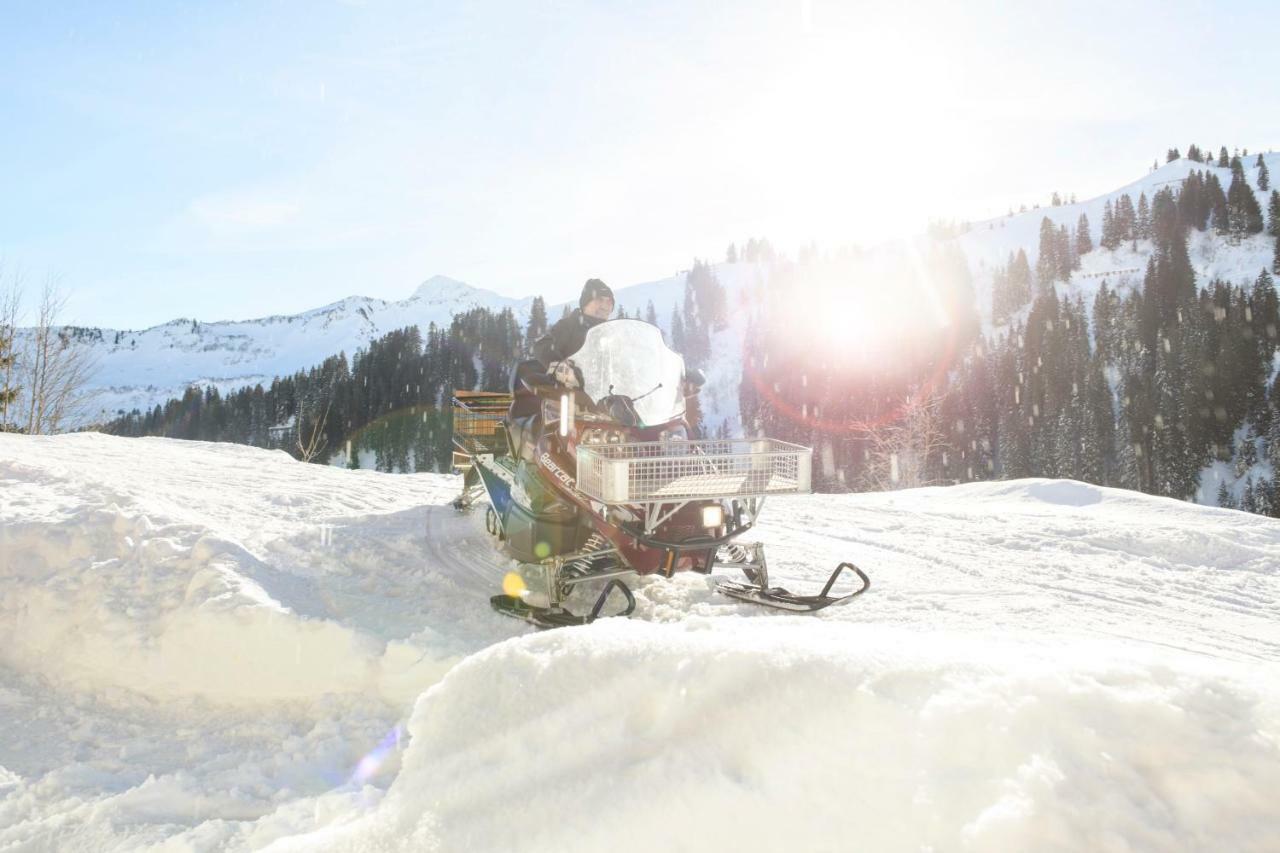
[274, 621, 1280, 853]
[2, 434, 1280, 851]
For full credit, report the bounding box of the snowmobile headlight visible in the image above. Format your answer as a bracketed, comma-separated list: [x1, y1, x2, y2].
[559, 393, 572, 437]
[701, 505, 724, 528]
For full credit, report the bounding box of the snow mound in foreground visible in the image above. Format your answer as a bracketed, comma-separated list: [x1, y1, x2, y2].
[276, 619, 1280, 853]
[0, 434, 476, 706]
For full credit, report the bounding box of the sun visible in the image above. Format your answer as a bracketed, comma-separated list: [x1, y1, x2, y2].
[808, 244, 954, 363]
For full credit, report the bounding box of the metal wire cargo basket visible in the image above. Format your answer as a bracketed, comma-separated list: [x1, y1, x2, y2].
[576, 438, 812, 504]
[451, 391, 513, 458]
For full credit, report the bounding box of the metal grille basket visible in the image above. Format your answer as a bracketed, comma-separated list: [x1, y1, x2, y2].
[451, 392, 513, 457]
[576, 438, 812, 504]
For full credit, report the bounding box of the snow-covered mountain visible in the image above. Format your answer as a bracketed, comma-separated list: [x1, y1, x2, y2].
[58, 275, 531, 424]
[38, 151, 1279, 435]
[52, 267, 749, 427]
[2, 433, 1278, 849]
[956, 152, 1279, 328]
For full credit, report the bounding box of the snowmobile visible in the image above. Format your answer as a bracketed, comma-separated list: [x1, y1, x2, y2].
[450, 318, 868, 628]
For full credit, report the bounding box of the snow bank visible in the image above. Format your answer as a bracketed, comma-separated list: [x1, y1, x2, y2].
[274, 619, 1280, 853]
[4, 434, 1280, 850]
[0, 433, 511, 707]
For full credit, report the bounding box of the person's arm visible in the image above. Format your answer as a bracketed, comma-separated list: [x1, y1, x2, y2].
[531, 330, 560, 368]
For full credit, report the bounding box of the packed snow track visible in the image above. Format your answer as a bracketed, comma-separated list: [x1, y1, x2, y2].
[1, 434, 1278, 851]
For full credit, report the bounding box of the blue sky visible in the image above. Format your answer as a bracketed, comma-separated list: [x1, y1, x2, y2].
[1, 0, 1276, 328]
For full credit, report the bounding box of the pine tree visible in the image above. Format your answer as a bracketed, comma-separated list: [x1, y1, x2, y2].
[669, 308, 685, 353]
[1076, 213, 1093, 255]
[645, 300, 658, 326]
[726, 243, 738, 263]
[1242, 477, 1258, 513]
[1101, 200, 1117, 250]
[1188, 144, 1203, 163]
[1115, 195, 1137, 243]
[1167, 147, 1181, 162]
[1035, 217, 1058, 289]
[1258, 154, 1271, 192]
[1056, 223, 1075, 279]
[1137, 192, 1151, 239]
[1268, 190, 1280, 238]
[1008, 249, 1033, 310]
[1218, 146, 1230, 168]
[1227, 170, 1265, 238]
[1254, 473, 1274, 514]
[1273, 235, 1280, 276]
[991, 263, 1011, 325]
[1268, 408, 1280, 471]
[1178, 173, 1208, 231]
[1254, 269, 1278, 363]
[1217, 481, 1236, 509]
[1208, 173, 1230, 236]
[525, 296, 548, 347]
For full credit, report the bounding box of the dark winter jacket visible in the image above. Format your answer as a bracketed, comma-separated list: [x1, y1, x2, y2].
[532, 309, 605, 367]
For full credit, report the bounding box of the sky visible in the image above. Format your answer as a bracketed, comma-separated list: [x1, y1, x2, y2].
[1, 0, 1277, 329]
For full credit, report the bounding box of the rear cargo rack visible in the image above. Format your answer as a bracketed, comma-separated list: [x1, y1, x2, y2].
[450, 391, 513, 470]
[576, 438, 812, 504]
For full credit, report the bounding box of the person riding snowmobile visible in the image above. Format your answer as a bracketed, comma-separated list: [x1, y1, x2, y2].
[503, 279, 615, 462]
[532, 278, 615, 381]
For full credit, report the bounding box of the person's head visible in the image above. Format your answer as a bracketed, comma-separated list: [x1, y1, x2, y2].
[580, 278, 615, 321]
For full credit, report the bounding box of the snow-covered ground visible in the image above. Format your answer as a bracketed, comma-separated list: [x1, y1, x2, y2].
[2, 433, 1279, 851]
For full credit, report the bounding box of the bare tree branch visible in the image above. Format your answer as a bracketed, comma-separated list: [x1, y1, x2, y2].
[296, 396, 331, 463]
[855, 389, 949, 492]
[20, 275, 98, 435]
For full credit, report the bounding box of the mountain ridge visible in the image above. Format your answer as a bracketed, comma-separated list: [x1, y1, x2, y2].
[23, 152, 1280, 429]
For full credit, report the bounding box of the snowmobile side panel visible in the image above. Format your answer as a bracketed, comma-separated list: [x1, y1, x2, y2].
[474, 456, 516, 521]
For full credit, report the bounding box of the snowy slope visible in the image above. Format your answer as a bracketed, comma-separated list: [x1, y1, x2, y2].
[955, 152, 1279, 329]
[2, 434, 1279, 850]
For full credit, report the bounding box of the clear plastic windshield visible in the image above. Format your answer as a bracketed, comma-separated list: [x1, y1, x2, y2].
[569, 319, 686, 428]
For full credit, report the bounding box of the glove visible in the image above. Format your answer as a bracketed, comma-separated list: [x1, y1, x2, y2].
[550, 360, 580, 389]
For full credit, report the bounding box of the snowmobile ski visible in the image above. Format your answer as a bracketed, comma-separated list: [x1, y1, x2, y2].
[715, 553, 870, 613]
[490, 578, 637, 629]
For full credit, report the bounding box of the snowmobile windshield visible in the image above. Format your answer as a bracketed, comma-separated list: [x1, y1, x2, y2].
[569, 319, 687, 428]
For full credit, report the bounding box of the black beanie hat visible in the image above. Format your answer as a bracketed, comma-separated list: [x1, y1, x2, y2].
[580, 278, 614, 309]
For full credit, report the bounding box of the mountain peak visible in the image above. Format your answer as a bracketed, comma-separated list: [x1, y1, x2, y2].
[410, 275, 472, 301]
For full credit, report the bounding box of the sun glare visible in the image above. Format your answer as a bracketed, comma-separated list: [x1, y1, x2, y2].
[809, 244, 955, 362]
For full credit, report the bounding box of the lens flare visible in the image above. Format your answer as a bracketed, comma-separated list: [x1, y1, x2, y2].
[740, 242, 970, 436]
[502, 571, 527, 597]
[349, 725, 403, 786]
